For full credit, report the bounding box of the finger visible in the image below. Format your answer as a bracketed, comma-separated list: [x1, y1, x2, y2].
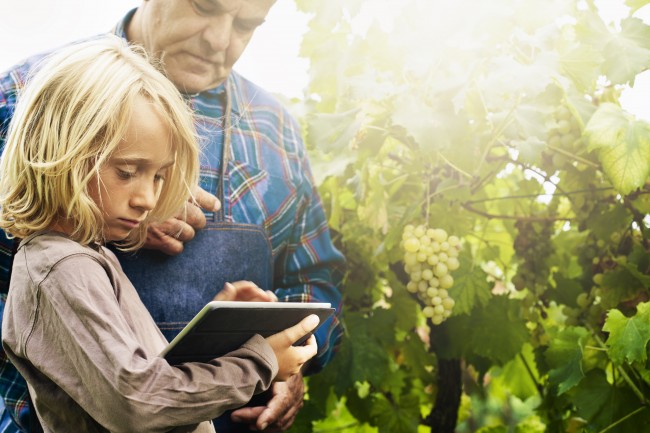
[280, 315, 320, 347]
[228, 281, 276, 302]
[180, 200, 207, 231]
[213, 282, 236, 301]
[294, 335, 318, 360]
[152, 218, 196, 243]
[190, 185, 221, 212]
[230, 405, 265, 424]
[143, 227, 184, 255]
[265, 290, 278, 302]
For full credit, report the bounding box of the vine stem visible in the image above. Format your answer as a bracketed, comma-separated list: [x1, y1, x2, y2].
[426, 171, 431, 222]
[546, 144, 600, 168]
[461, 202, 573, 222]
[596, 406, 647, 433]
[436, 151, 473, 180]
[518, 353, 543, 398]
[465, 186, 613, 204]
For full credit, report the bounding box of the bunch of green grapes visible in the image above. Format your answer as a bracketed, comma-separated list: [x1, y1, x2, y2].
[401, 224, 461, 325]
[543, 105, 583, 169]
[512, 219, 554, 295]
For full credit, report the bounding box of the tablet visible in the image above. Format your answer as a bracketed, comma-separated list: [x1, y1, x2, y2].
[160, 301, 335, 365]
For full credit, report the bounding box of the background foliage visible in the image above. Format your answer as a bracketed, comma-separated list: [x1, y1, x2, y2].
[291, 0, 650, 431]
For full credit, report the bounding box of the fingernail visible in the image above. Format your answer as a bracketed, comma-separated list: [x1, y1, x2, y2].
[307, 314, 320, 328]
[260, 422, 268, 430]
[213, 197, 221, 211]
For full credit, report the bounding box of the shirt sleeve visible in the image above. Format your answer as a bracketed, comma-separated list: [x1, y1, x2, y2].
[22, 255, 278, 433]
[273, 116, 346, 374]
[0, 69, 31, 433]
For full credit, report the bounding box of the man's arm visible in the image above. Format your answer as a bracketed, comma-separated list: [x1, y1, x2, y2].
[229, 114, 345, 432]
[0, 70, 32, 433]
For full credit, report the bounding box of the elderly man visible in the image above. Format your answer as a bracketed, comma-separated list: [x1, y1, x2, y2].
[0, 1, 344, 432]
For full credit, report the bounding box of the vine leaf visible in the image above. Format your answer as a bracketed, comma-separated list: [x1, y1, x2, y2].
[370, 392, 420, 433]
[603, 301, 650, 365]
[626, 0, 650, 14]
[451, 254, 492, 315]
[545, 326, 588, 395]
[442, 296, 528, 365]
[602, 18, 650, 85]
[584, 102, 650, 195]
[572, 369, 650, 432]
[390, 93, 449, 150]
[306, 109, 361, 154]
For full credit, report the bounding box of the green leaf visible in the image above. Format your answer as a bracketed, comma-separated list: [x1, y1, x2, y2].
[572, 369, 650, 432]
[443, 296, 529, 365]
[310, 153, 357, 186]
[626, 0, 650, 14]
[559, 44, 604, 92]
[390, 92, 451, 150]
[496, 343, 541, 400]
[551, 274, 584, 307]
[601, 18, 650, 85]
[476, 426, 507, 433]
[603, 301, 650, 365]
[585, 202, 633, 241]
[584, 103, 650, 194]
[545, 326, 588, 394]
[370, 392, 420, 433]
[306, 109, 361, 153]
[452, 254, 492, 315]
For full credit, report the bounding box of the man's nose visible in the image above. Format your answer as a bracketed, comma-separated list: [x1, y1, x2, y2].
[202, 18, 232, 52]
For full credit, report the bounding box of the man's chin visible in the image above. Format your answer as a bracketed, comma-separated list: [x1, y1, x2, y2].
[170, 73, 226, 95]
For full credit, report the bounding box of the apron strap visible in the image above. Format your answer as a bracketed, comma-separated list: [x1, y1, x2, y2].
[215, 88, 232, 223]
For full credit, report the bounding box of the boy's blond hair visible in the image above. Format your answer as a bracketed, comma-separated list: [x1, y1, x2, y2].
[0, 35, 199, 250]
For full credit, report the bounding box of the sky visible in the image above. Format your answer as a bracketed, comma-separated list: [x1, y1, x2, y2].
[1, 0, 649, 119]
[0, 0, 310, 98]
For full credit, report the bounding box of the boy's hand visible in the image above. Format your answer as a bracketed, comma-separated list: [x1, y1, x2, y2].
[213, 281, 277, 302]
[266, 315, 319, 381]
[144, 186, 220, 255]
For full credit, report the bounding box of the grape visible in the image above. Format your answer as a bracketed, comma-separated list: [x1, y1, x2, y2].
[576, 293, 590, 308]
[542, 104, 583, 171]
[401, 224, 462, 325]
[405, 238, 421, 253]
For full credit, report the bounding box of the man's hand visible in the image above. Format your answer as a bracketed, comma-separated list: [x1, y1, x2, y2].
[144, 186, 220, 255]
[214, 281, 278, 303]
[230, 373, 305, 432]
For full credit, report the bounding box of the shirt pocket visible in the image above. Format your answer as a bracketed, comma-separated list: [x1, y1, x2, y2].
[224, 160, 300, 247]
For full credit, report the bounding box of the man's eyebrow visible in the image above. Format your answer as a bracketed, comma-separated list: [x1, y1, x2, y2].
[237, 16, 267, 27]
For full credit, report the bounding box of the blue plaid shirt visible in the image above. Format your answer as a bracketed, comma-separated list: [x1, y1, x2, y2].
[0, 9, 344, 431]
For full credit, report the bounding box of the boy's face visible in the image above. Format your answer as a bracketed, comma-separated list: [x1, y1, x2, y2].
[88, 95, 175, 242]
[130, 0, 276, 94]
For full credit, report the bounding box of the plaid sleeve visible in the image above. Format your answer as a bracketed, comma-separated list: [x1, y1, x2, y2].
[0, 66, 33, 433]
[273, 117, 345, 374]
[0, 294, 29, 433]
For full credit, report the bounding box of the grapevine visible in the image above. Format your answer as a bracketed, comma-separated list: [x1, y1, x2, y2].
[401, 224, 461, 325]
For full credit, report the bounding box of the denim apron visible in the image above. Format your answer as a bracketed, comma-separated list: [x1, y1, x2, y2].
[114, 91, 274, 432]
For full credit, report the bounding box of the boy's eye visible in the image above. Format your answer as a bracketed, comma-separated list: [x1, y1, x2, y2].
[117, 169, 136, 179]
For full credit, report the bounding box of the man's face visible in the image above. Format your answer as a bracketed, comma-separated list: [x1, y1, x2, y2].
[132, 0, 275, 94]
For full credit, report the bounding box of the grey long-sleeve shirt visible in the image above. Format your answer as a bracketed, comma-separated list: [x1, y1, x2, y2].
[2, 232, 278, 433]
